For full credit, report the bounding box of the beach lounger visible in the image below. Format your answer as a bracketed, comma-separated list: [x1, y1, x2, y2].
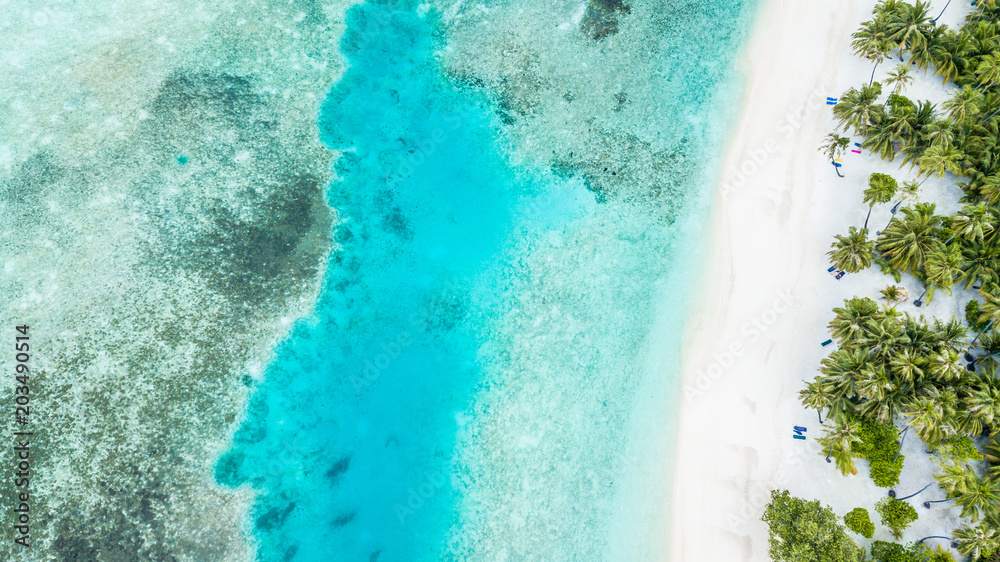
[827, 266, 837, 272]
[835, 271, 846, 279]
[821, 339, 833, 346]
[793, 435, 806, 440]
[794, 426, 807, 433]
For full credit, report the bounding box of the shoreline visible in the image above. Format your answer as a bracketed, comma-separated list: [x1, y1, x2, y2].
[668, 0, 869, 559]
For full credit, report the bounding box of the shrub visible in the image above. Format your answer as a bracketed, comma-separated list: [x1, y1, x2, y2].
[875, 498, 919, 540]
[854, 419, 904, 488]
[966, 300, 989, 332]
[844, 507, 875, 538]
[869, 459, 904, 488]
[763, 490, 862, 562]
[870, 541, 923, 562]
[934, 435, 983, 465]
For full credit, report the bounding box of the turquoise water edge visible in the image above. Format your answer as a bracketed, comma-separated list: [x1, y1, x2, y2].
[215, 1, 759, 560]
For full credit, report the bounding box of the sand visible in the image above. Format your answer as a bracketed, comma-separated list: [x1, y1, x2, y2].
[669, 0, 975, 560]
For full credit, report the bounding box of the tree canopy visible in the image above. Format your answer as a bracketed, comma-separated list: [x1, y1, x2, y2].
[762, 491, 863, 562]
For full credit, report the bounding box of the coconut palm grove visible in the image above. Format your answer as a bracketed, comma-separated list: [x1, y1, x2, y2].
[766, 1, 1000, 561]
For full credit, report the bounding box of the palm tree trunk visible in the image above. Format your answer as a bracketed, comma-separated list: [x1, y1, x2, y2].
[917, 536, 954, 545]
[932, 0, 952, 24]
[967, 319, 995, 356]
[864, 206, 873, 229]
[892, 427, 909, 462]
[894, 482, 934, 500]
[923, 498, 952, 508]
[870, 62, 880, 87]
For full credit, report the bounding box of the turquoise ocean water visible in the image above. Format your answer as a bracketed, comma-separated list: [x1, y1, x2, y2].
[215, 1, 758, 559]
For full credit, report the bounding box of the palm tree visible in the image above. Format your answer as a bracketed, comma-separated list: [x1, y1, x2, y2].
[820, 133, 851, 177]
[900, 179, 920, 200]
[829, 297, 881, 345]
[918, 543, 957, 561]
[977, 284, 1000, 330]
[963, 374, 1000, 436]
[853, 15, 896, 86]
[819, 349, 873, 411]
[943, 86, 984, 125]
[829, 227, 875, 272]
[800, 379, 836, 424]
[953, 523, 999, 559]
[834, 83, 886, 134]
[866, 316, 908, 359]
[876, 203, 945, 273]
[891, 348, 925, 381]
[857, 367, 908, 423]
[932, 30, 972, 84]
[927, 349, 966, 382]
[978, 175, 1000, 206]
[862, 121, 901, 160]
[910, 25, 945, 70]
[864, 173, 899, 228]
[888, 1, 934, 51]
[925, 243, 964, 296]
[885, 99, 920, 145]
[880, 285, 910, 305]
[818, 416, 863, 475]
[923, 118, 955, 148]
[918, 143, 965, 178]
[904, 392, 949, 443]
[953, 203, 997, 243]
[976, 52, 1000, 89]
[885, 63, 914, 94]
[963, 243, 1000, 290]
[941, 465, 1000, 521]
[983, 436, 1000, 477]
[937, 462, 969, 496]
[935, 317, 969, 354]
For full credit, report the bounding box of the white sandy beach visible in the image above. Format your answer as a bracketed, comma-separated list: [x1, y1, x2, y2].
[670, 0, 975, 560]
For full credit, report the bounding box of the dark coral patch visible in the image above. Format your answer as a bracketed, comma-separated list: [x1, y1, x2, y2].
[580, 0, 631, 41]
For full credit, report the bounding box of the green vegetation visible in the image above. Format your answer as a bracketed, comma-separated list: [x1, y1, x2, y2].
[856, 418, 905, 488]
[881, 285, 909, 306]
[784, 2, 1000, 558]
[920, 544, 958, 562]
[864, 173, 899, 228]
[870, 540, 923, 562]
[936, 435, 985, 465]
[830, 227, 876, 273]
[953, 522, 1000, 560]
[844, 507, 876, 538]
[935, 463, 1000, 522]
[762, 491, 863, 562]
[876, 498, 919, 540]
[968, 299, 991, 332]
